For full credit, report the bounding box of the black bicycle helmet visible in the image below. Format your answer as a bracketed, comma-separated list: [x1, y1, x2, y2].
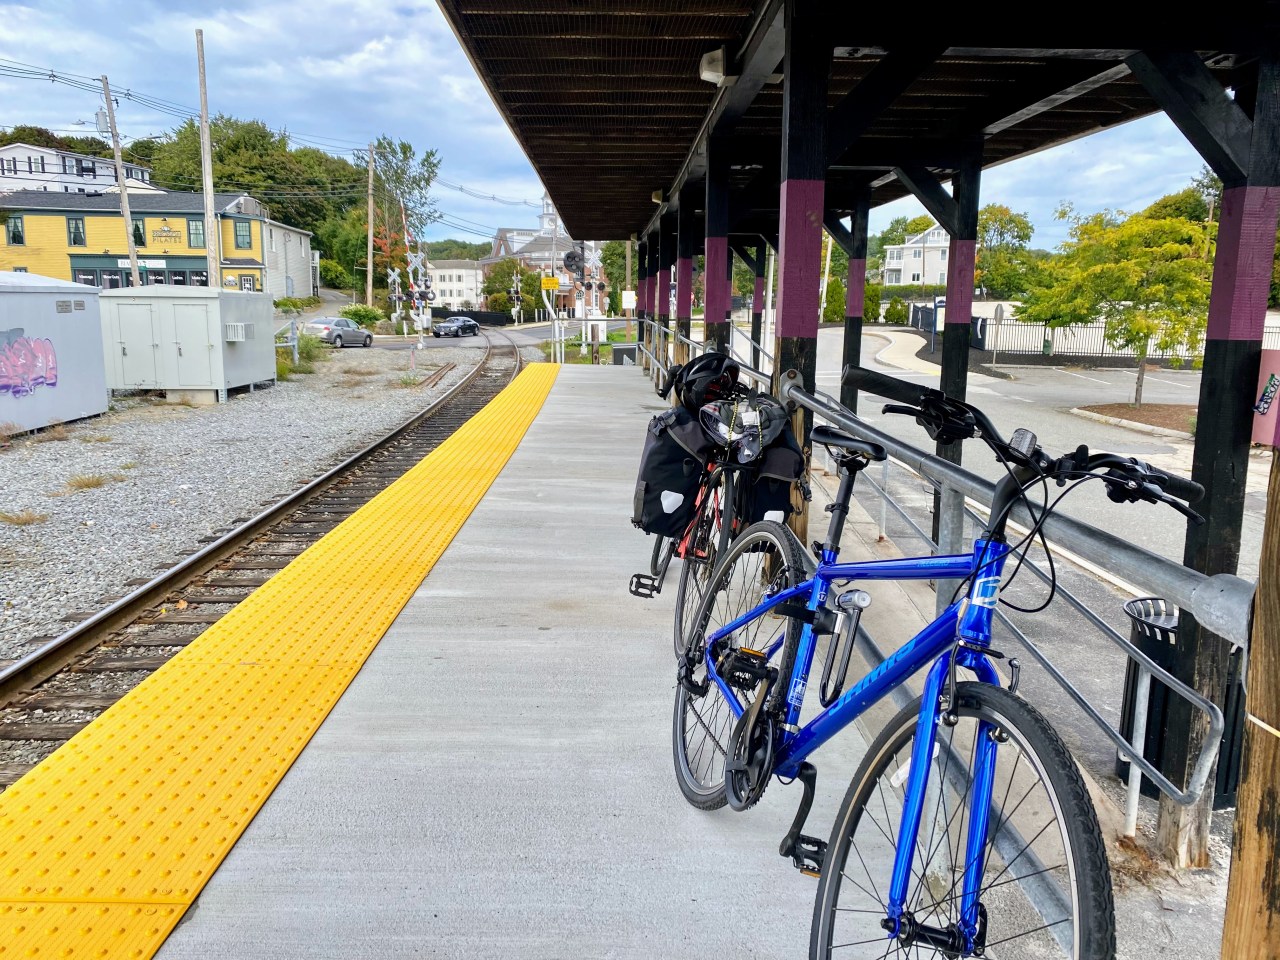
[674, 351, 741, 412]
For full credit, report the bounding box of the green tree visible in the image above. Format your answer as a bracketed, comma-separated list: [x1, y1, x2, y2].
[822, 275, 846, 323]
[600, 240, 628, 291]
[427, 238, 490, 260]
[1017, 206, 1212, 405]
[0, 125, 68, 150]
[365, 135, 439, 238]
[1144, 187, 1209, 222]
[975, 204, 1035, 298]
[884, 296, 909, 325]
[482, 258, 540, 314]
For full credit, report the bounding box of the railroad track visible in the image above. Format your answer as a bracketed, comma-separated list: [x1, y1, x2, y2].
[0, 328, 527, 790]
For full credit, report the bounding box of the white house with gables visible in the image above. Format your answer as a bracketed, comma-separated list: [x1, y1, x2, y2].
[881, 224, 949, 287]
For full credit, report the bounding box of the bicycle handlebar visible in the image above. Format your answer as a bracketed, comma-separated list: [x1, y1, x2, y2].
[842, 364, 930, 406]
[842, 364, 1204, 516]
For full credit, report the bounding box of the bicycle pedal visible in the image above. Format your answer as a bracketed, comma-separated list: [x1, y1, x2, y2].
[628, 573, 660, 599]
[783, 834, 828, 878]
[718, 648, 775, 691]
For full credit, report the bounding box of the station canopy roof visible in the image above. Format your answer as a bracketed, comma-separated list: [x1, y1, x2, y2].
[435, 1, 1279, 240]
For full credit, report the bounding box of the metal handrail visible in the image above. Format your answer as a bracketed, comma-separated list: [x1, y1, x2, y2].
[780, 370, 1253, 811]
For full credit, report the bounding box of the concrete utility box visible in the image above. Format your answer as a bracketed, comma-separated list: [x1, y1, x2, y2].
[0, 271, 108, 432]
[99, 287, 275, 404]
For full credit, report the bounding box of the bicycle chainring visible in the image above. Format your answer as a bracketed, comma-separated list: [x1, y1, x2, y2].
[724, 683, 775, 811]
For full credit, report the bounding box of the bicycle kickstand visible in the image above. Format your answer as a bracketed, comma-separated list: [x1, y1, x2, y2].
[778, 762, 827, 878]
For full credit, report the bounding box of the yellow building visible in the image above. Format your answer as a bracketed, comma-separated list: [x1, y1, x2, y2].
[0, 190, 274, 292]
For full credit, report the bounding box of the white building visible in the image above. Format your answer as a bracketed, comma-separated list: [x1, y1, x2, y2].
[263, 219, 315, 300]
[0, 142, 154, 195]
[426, 259, 483, 309]
[881, 225, 949, 286]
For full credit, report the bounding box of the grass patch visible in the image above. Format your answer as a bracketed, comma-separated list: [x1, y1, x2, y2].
[64, 473, 123, 491]
[338, 367, 378, 377]
[79, 434, 113, 443]
[119, 461, 139, 470]
[0, 420, 25, 445]
[276, 356, 292, 381]
[293, 360, 316, 374]
[35, 423, 70, 442]
[394, 373, 426, 388]
[0, 509, 48, 526]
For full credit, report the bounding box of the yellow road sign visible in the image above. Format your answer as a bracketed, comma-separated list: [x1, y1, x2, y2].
[541, 276, 560, 290]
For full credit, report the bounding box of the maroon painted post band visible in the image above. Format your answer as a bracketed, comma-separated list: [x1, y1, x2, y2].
[945, 239, 976, 324]
[777, 178, 824, 338]
[1207, 185, 1280, 341]
[704, 236, 729, 324]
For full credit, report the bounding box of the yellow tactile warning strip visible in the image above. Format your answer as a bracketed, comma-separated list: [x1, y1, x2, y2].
[0, 362, 559, 958]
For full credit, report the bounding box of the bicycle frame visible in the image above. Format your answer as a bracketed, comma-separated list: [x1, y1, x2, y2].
[702, 537, 1010, 936]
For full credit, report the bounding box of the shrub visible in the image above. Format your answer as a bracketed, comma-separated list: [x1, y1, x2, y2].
[273, 295, 322, 313]
[296, 332, 328, 364]
[318, 258, 353, 290]
[340, 304, 384, 328]
[884, 296, 910, 325]
[276, 353, 293, 381]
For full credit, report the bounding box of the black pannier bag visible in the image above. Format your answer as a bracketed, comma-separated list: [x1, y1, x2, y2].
[740, 420, 805, 525]
[632, 405, 717, 537]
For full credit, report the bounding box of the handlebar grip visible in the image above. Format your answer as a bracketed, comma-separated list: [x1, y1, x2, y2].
[1156, 470, 1205, 504]
[842, 365, 930, 406]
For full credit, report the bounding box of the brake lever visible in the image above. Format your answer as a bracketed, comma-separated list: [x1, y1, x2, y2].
[882, 404, 922, 418]
[1153, 489, 1206, 526]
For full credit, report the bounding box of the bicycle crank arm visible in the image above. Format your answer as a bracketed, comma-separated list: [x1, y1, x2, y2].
[778, 762, 827, 877]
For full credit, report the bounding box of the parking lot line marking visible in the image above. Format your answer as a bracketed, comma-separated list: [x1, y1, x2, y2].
[1062, 370, 1111, 384]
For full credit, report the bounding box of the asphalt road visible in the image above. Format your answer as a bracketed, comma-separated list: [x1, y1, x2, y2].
[816, 326, 1267, 582]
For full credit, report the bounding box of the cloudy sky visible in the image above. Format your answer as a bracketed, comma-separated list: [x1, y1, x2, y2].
[0, 1, 1209, 251]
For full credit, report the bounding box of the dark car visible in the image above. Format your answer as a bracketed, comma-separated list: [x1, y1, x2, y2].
[432, 316, 480, 338]
[303, 316, 372, 348]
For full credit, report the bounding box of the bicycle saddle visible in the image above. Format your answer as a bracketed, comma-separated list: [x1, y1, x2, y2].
[812, 425, 886, 462]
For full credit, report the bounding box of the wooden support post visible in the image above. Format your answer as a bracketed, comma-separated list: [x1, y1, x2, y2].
[1157, 53, 1280, 867]
[1221, 451, 1280, 958]
[657, 214, 675, 376]
[827, 192, 870, 415]
[675, 183, 698, 364]
[705, 138, 732, 354]
[774, 0, 832, 547]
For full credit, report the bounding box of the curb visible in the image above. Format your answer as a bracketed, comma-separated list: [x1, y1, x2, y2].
[1070, 407, 1194, 440]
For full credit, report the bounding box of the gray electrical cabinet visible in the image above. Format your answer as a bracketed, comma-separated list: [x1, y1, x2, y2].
[0, 271, 109, 432]
[99, 287, 275, 403]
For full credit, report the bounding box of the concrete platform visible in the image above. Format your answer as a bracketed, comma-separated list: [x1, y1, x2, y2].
[156, 365, 873, 959]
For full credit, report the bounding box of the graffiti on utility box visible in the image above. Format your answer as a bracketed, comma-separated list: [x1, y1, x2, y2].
[0, 328, 59, 397]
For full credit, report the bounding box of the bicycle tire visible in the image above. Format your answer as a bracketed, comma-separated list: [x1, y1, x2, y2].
[810, 681, 1114, 959]
[649, 534, 675, 581]
[672, 520, 805, 810]
[673, 468, 735, 658]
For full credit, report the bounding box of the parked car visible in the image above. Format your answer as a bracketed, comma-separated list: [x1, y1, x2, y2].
[432, 316, 480, 338]
[302, 316, 372, 348]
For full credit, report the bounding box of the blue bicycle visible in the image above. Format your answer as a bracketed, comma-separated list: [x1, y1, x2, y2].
[672, 366, 1205, 959]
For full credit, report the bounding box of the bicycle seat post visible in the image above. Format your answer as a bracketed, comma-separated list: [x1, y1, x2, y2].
[819, 457, 862, 561]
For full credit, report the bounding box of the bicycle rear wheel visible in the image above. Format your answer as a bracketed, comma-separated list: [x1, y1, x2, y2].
[810, 681, 1114, 959]
[650, 534, 675, 582]
[672, 520, 804, 810]
[672, 468, 735, 657]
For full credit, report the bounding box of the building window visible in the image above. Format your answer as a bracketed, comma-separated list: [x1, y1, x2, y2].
[189, 270, 209, 287]
[74, 269, 98, 286]
[132, 217, 146, 247]
[5, 215, 24, 245]
[913, 249, 921, 259]
[38, 157, 45, 173]
[100, 269, 123, 289]
[67, 217, 86, 246]
[12, 266, 27, 273]
[911, 272, 921, 283]
[938, 273, 946, 285]
[188, 219, 205, 248]
[939, 249, 947, 261]
[234, 221, 252, 249]
[888, 249, 901, 262]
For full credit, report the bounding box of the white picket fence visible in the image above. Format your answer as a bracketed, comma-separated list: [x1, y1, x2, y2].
[985, 318, 1280, 359]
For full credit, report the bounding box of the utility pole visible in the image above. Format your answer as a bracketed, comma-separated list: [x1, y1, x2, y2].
[195, 30, 220, 291]
[366, 143, 375, 307]
[100, 75, 140, 288]
[1221, 443, 1280, 958]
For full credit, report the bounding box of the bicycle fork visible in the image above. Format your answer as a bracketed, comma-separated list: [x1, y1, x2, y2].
[884, 648, 1002, 955]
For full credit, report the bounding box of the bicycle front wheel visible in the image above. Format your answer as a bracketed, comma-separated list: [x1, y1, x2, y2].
[810, 681, 1114, 959]
[672, 468, 734, 657]
[672, 520, 804, 810]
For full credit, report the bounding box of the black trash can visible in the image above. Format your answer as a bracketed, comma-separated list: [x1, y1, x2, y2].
[1116, 597, 1246, 809]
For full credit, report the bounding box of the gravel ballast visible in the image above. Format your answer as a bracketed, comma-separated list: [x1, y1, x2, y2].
[0, 343, 541, 659]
